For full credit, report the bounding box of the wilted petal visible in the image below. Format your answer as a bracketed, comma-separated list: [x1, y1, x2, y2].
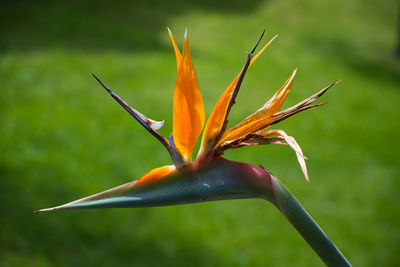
[228, 129, 309, 181]
[261, 130, 309, 182]
[172, 30, 205, 163]
[199, 35, 277, 156]
[147, 118, 164, 130]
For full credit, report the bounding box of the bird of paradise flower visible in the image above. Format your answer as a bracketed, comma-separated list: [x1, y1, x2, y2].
[37, 29, 350, 266]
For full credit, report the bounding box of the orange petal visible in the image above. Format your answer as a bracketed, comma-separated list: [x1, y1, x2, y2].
[199, 35, 277, 155]
[218, 116, 273, 147]
[168, 28, 181, 69]
[254, 68, 296, 117]
[250, 35, 278, 65]
[226, 69, 296, 133]
[172, 30, 205, 162]
[135, 165, 176, 186]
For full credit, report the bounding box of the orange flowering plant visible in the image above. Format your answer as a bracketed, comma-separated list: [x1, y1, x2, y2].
[37, 29, 350, 266]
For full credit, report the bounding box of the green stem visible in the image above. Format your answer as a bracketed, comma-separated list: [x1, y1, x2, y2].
[270, 176, 351, 266]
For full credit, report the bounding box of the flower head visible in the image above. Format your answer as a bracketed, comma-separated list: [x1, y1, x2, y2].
[37, 29, 339, 212]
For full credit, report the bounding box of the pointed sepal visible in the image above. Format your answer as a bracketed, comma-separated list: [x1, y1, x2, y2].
[171, 29, 205, 163]
[217, 80, 341, 148]
[199, 34, 277, 156]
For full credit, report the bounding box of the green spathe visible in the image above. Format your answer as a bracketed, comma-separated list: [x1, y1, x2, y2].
[36, 158, 274, 211]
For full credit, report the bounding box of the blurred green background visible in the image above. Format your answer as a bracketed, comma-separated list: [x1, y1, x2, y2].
[1, 0, 399, 266]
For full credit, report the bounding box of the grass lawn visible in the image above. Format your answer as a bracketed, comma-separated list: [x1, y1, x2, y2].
[1, 0, 399, 266]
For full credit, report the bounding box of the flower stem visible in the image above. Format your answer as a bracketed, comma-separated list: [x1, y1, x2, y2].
[270, 176, 351, 266]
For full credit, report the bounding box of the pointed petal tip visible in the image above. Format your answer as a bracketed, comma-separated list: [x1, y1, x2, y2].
[92, 73, 102, 86]
[289, 68, 297, 81]
[304, 170, 310, 182]
[317, 80, 339, 98]
[167, 27, 175, 39]
[92, 73, 112, 94]
[167, 27, 173, 38]
[249, 34, 278, 65]
[335, 78, 343, 84]
[184, 28, 188, 39]
[35, 206, 62, 213]
[251, 30, 266, 54]
[265, 34, 278, 46]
